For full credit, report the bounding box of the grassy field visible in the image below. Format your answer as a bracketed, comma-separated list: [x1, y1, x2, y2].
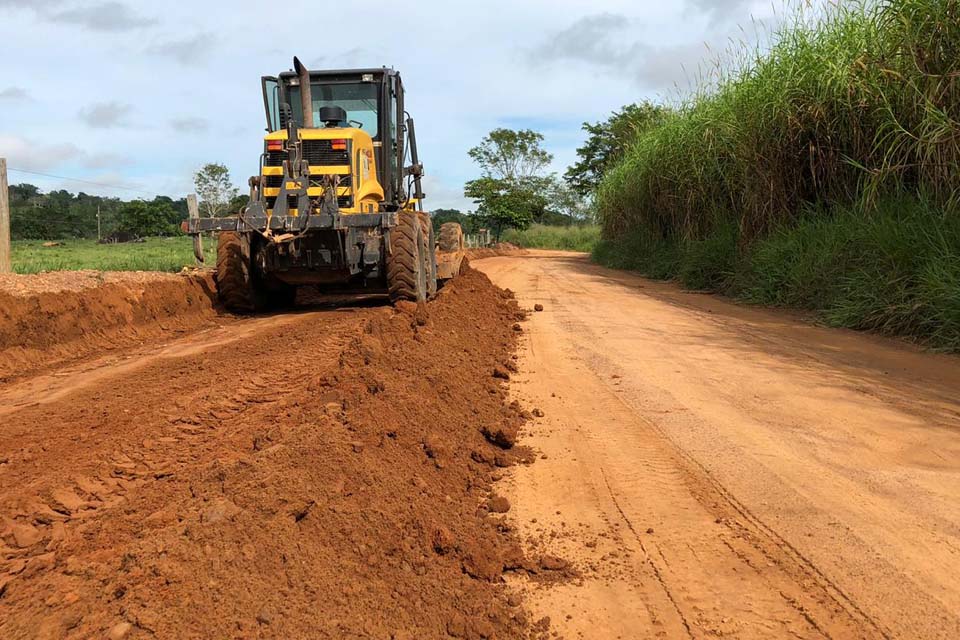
[11, 237, 216, 274]
[594, 0, 960, 350]
[501, 224, 600, 252]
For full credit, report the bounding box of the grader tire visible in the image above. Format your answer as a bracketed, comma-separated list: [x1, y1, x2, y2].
[439, 222, 464, 253]
[215, 231, 263, 312]
[419, 212, 438, 297]
[387, 211, 428, 303]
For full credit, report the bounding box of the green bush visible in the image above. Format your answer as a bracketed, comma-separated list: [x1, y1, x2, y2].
[744, 199, 960, 349]
[501, 224, 600, 253]
[592, 231, 680, 280]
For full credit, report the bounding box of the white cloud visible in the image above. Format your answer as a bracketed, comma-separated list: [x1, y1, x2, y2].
[49, 2, 156, 31]
[170, 117, 210, 133]
[0, 0, 64, 7]
[0, 87, 29, 101]
[148, 33, 215, 64]
[78, 102, 134, 128]
[0, 134, 85, 171]
[688, 0, 758, 25]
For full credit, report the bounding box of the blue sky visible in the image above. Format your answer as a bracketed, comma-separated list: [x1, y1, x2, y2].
[0, 0, 781, 210]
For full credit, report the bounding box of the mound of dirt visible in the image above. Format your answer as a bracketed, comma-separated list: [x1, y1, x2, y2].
[0, 270, 219, 382]
[466, 243, 526, 260]
[0, 268, 544, 639]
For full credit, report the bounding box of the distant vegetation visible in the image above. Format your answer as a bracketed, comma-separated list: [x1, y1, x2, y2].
[7, 163, 246, 242]
[591, 0, 960, 350]
[11, 237, 215, 275]
[502, 224, 600, 253]
[463, 129, 590, 239]
[8, 185, 189, 241]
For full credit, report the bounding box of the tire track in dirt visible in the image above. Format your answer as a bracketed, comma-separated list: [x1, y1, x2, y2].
[598, 466, 695, 639]
[0, 311, 333, 419]
[563, 324, 891, 638]
[477, 253, 922, 639]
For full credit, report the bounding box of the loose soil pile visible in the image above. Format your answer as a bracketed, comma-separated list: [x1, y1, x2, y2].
[466, 244, 525, 261]
[0, 270, 219, 382]
[0, 268, 548, 639]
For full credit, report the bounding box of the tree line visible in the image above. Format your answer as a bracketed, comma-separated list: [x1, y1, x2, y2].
[8, 163, 244, 241]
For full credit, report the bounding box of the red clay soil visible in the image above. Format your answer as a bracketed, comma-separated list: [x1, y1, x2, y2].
[465, 244, 525, 261]
[0, 268, 548, 639]
[0, 270, 219, 383]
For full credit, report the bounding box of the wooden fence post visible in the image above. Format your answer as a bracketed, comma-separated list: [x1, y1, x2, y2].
[0, 158, 10, 273]
[187, 194, 203, 265]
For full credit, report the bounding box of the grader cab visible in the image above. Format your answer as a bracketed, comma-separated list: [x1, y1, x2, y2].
[183, 57, 465, 311]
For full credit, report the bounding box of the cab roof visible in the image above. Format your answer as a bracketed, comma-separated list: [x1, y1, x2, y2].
[276, 67, 400, 81]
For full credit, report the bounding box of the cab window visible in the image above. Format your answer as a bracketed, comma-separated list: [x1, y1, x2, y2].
[289, 82, 379, 137]
[262, 77, 281, 131]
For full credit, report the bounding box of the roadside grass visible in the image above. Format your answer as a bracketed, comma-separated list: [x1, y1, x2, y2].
[593, 0, 960, 350]
[501, 224, 600, 252]
[11, 237, 216, 274]
[595, 197, 960, 350]
[742, 199, 960, 350]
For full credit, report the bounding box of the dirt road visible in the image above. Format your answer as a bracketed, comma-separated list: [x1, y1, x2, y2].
[475, 251, 960, 640]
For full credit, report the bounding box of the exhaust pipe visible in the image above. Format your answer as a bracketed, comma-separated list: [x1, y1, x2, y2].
[293, 56, 314, 128]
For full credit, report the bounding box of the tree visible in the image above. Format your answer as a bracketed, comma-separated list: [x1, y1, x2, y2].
[465, 129, 555, 239]
[465, 176, 548, 240]
[431, 209, 479, 234]
[194, 163, 239, 217]
[6, 185, 182, 241]
[9, 183, 40, 203]
[116, 200, 177, 237]
[564, 102, 671, 196]
[541, 179, 592, 225]
[228, 193, 250, 213]
[468, 129, 553, 182]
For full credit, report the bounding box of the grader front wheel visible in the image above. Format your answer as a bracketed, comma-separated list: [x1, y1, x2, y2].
[387, 211, 429, 303]
[435, 221, 466, 281]
[419, 212, 438, 298]
[438, 222, 464, 253]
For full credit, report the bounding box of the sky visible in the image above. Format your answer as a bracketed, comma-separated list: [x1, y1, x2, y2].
[0, 0, 782, 211]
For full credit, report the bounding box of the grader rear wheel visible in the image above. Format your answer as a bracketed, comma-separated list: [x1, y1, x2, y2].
[215, 231, 265, 312]
[387, 211, 428, 303]
[216, 232, 295, 312]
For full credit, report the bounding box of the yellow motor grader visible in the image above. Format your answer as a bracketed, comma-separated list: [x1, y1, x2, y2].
[183, 57, 465, 310]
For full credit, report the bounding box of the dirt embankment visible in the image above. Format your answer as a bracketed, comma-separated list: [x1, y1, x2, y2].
[466, 243, 525, 261]
[0, 268, 554, 639]
[0, 270, 219, 382]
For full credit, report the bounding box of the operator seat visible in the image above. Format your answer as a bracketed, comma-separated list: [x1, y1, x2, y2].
[318, 106, 349, 128]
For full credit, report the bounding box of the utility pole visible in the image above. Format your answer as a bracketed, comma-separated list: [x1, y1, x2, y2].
[0, 158, 10, 273]
[96, 204, 101, 241]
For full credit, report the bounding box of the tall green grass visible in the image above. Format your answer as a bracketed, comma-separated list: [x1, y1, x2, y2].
[11, 237, 215, 274]
[595, 0, 960, 349]
[501, 224, 600, 252]
[742, 199, 960, 346]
